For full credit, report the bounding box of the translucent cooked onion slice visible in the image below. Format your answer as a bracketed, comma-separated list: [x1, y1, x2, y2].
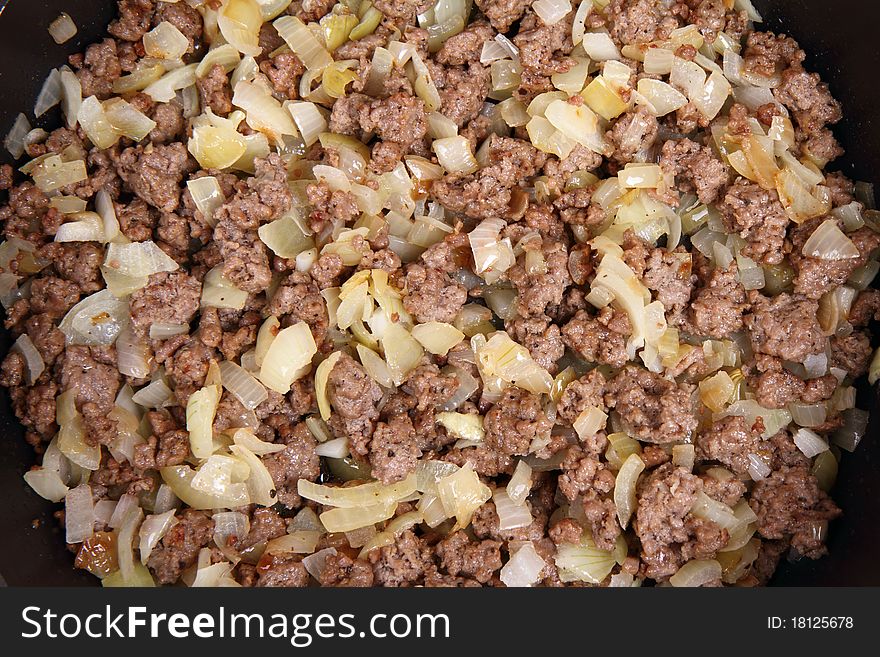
[802, 219, 860, 260]
[48, 13, 78, 45]
[500, 542, 546, 588]
[143, 21, 189, 61]
[258, 321, 317, 394]
[218, 0, 263, 57]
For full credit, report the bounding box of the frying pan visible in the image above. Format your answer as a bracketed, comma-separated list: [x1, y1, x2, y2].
[0, 0, 878, 586]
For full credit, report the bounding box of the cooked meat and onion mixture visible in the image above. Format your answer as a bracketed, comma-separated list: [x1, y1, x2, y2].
[0, 0, 876, 588]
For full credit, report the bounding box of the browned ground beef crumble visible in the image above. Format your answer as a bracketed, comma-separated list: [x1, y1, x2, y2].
[0, 0, 873, 588]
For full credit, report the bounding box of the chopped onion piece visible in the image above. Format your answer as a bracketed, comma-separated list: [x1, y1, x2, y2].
[411, 52, 442, 111]
[257, 212, 315, 258]
[735, 0, 763, 21]
[32, 156, 89, 193]
[213, 510, 250, 555]
[287, 101, 327, 147]
[233, 80, 298, 144]
[107, 494, 138, 530]
[415, 460, 461, 496]
[802, 219, 860, 260]
[526, 115, 577, 159]
[793, 428, 829, 458]
[259, 321, 317, 394]
[4, 113, 30, 159]
[299, 473, 417, 509]
[104, 98, 157, 142]
[690, 491, 740, 532]
[545, 99, 606, 152]
[672, 444, 696, 471]
[788, 402, 827, 428]
[254, 316, 280, 370]
[776, 168, 830, 223]
[104, 241, 178, 278]
[24, 468, 69, 503]
[116, 505, 144, 584]
[300, 547, 336, 582]
[267, 530, 322, 556]
[48, 12, 78, 44]
[555, 533, 623, 584]
[476, 331, 553, 395]
[116, 328, 151, 379]
[132, 377, 173, 408]
[817, 285, 857, 336]
[191, 454, 251, 501]
[138, 510, 178, 564]
[94, 190, 120, 243]
[50, 195, 88, 214]
[507, 460, 533, 505]
[619, 163, 662, 189]
[493, 489, 532, 531]
[609, 572, 636, 587]
[411, 322, 465, 356]
[480, 39, 511, 64]
[315, 351, 342, 420]
[229, 444, 277, 507]
[736, 254, 765, 290]
[12, 333, 45, 385]
[574, 405, 608, 440]
[218, 0, 263, 57]
[144, 21, 190, 60]
[219, 360, 268, 411]
[154, 483, 181, 515]
[201, 265, 248, 310]
[636, 78, 687, 116]
[722, 400, 791, 439]
[59, 289, 130, 346]
[437, 462, 491, 530]
[65, 484, 95, 544]
[113, 63, 166, 95]
[643, 48, 674, 75]
[230, 428, 285, 457]
[436, 411, 485, 443]
[356, 344, 394, 388]
[848, 259, 879, 291]
[572, 0, 594, 45]
[143, 63, 198, 103]
[469, 218, 516, 284]
[188, 550, 239, 587]
[189, 110, 248, 170]
[274, 15, 333, 70]
[186, 384, 221, 459]
[670, 559, 722, 587]
[315, 437, 350, 459]
[581, 32, 621, 61]
[382, 322, 424, 386]
[500, 542, 546, 588]
[832, 408, 869, 452]
[699, 371, 735, 413]
[432, 135, 479, 174]
[60, 68, 82, 130]
[186, 177, 225, 228]
[196, 44, 242, 78]
[533, 0, 572, 26]
[747, 453, 771, 481]
[614, 453, 645, 529]
[55, 212, 104, 243]
[255, 0, 293, 20]
[160, 464, 248, 510]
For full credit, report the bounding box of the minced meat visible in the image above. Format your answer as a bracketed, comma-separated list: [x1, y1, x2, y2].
[0, 0, 863, 590]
